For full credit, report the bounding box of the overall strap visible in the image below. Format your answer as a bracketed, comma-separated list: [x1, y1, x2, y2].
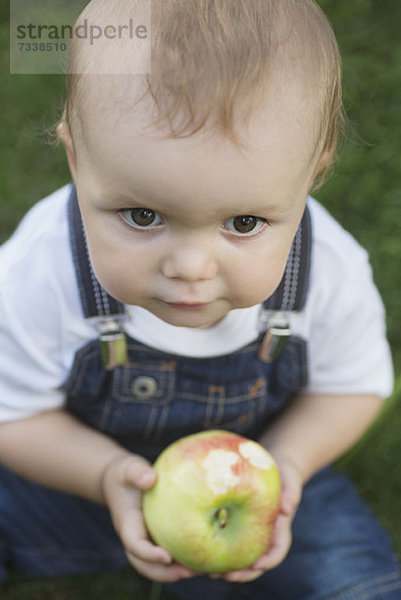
[67, 184, 128, 369]
[262, 206, 312, 312]
[258, 205, 312, 363]
[67, 184, 126, 320]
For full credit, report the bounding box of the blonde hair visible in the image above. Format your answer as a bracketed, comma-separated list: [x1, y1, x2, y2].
[59, 0, 344, 188]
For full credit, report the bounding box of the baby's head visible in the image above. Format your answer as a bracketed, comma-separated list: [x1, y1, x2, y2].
[58, 0, 344, 328]
[61, 0, 343, 183]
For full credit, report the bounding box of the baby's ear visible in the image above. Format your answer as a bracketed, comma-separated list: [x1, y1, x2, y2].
[57, 118, 78, 182]
[309, 148, 333, 191]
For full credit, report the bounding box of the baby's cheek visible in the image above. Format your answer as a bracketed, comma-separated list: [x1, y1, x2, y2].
[232, 264, 284, 307]
[89, 254, 133, 303]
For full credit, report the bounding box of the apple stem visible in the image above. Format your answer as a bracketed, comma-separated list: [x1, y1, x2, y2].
[217, 507, 228, 529]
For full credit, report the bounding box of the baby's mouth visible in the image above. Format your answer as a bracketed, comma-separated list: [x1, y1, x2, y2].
[163, 301, 211, 310]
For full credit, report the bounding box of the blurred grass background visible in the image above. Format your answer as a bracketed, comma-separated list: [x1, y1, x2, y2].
[1, 0, 401, 598]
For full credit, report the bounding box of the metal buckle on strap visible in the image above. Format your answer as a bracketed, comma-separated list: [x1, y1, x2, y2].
[258, 312, 291, 363]
[95, 319, 129, 370]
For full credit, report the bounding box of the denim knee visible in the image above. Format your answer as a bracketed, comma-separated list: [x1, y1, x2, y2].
[0, 465, 127, 579]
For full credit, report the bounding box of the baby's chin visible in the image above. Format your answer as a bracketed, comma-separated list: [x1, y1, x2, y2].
[154, 311, 226, 330]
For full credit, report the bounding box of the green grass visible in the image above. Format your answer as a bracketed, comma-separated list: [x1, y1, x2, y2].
[1, 1, 401, 597]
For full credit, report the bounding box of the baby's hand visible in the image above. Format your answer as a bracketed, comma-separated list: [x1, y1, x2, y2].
[211, 458, 302, 583]
[101, 454, 197, 582]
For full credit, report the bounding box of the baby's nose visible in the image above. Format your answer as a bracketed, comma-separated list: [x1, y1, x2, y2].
[161, 243, 218, 281]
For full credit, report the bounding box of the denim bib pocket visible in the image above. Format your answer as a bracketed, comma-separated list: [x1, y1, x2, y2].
[111, 359, 176, 406]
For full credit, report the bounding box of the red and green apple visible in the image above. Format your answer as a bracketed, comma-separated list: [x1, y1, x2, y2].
[142, 429, 281, 573]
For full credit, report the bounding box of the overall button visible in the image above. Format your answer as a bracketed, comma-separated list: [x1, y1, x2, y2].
[131, 376, 158, 399]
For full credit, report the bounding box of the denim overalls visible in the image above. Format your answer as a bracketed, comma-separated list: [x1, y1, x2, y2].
[0, 184, 400, 600]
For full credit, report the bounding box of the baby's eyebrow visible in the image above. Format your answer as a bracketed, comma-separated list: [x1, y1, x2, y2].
[94, 190, 144, 206]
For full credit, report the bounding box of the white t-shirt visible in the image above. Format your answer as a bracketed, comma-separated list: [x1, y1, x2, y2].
[0, 184, 394, 422]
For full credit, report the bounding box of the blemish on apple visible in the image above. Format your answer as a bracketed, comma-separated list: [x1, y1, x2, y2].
[202, 449, 241, 495]
[238, 440, 275, 470]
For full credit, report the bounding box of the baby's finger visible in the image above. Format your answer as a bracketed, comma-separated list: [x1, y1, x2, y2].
[221, 568, 264, 583]
[119, 513, 172, 564]
[127, 552, 198, 583]
[278, 462, 302, 516]
[126, 536, 173, 565]
[252, 514, 292, 570]
[122, 456, 157, 490]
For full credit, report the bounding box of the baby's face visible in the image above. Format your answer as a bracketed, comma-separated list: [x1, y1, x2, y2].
[65, 83, 319, 329]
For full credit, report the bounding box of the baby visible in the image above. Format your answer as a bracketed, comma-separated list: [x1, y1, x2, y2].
[0, 1, 400, 599]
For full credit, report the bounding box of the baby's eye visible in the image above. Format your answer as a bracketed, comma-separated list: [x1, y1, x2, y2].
[120, 208, 163, 229]
[224, 215, 266, 235]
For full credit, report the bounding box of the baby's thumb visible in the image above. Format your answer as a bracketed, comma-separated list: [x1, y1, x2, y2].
[125, 457, 157, 490]
[278, 462, 302, 517]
